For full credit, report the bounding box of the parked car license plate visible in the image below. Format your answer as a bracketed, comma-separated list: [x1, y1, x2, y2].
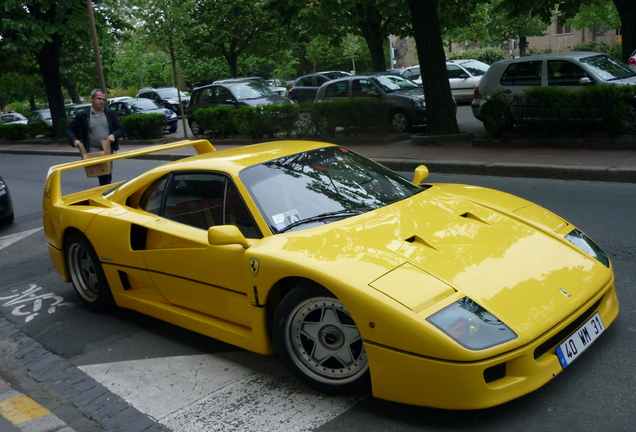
[556, 312, 605, 368]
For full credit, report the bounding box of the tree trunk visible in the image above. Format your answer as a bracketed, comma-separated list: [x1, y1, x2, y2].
[35, 35, 66, 138]
[407, 0, 459, 136]
[355, 4, 386, 72]
[519, 36, 528, 57]
[65, 79, 81, 104]
[614, 0, 636, 62]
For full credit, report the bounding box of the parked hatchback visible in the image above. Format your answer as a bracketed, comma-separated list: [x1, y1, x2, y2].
[315, 73, 435, 133]
[187, 80, 291, 135]
[287, 71, 352, 103]
[471, 51, 636, 121]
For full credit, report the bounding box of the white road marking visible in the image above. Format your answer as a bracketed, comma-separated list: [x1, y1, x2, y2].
[0, 228, 43, 251]
[80, 352, 366, 432]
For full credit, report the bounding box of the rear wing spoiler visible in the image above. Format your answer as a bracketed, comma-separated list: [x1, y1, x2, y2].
[44, 139, 216, 204]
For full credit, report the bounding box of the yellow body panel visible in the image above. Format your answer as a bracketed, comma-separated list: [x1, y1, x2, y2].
[42, 139, 620, 408]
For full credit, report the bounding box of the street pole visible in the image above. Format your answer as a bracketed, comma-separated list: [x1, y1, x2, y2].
[87, 0, 107, 92]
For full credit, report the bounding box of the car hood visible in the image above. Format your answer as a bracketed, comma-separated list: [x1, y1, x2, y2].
[137, 108, 174, 116]
[239, 95, 290, 106]
[388, 88, 426, 101]
[266, 184, 610, 339]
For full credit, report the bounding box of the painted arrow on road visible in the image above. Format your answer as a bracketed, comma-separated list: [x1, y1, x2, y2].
[0, 228, 43, 252]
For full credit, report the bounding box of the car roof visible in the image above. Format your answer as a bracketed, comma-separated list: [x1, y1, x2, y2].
[492, 51, 604, 66]
[134, 141, 335, 180]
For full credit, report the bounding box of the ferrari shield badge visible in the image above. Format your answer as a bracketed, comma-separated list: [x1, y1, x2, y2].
[250, 258, 260, 277]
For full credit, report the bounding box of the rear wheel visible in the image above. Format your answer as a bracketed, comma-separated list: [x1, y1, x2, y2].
[273, 283, 370, 395]
[65, 232, 114, 311]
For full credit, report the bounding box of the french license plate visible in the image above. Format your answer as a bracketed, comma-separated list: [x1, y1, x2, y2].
[556, 312, 605, 368]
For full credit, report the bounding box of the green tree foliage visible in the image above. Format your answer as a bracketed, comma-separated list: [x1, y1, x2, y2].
[184, 0, 281, 77]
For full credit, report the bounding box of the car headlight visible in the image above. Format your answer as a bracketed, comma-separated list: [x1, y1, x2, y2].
[427, 297, 517, 350]
[412, 98, 425, 109]
[0, 179, 6, 191]
[564, 228, 609, 267]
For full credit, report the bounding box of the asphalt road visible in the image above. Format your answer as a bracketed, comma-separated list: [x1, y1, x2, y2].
[0, 154, 634, 432]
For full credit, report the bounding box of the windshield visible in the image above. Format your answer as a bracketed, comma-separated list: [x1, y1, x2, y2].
[129, 99, 162, 112]
[372, 74, 419, 93]
[459, 60, 490, 76]
[231, 82, 275, 100]
[579, 55, 636, 80]
[240, 146, 423, 233]
[156, 88, 187, 98]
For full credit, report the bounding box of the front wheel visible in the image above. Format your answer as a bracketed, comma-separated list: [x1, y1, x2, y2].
[273, 283, 370, 395]
[390, 110, 411, 133]
[65, 232, 114, 311]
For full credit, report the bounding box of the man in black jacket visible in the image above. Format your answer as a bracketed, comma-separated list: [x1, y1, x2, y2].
[66, 89, 125, 185]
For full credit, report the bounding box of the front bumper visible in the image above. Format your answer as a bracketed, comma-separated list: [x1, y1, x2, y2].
[366, 280, 619, 409]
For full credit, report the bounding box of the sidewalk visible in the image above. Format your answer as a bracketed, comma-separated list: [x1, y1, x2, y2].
[2, 134, 636, 182]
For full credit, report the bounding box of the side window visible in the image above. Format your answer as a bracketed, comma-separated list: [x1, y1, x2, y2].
[214, 86, 233, 102]
[548, 61, 588, 86]
[325, 81, 349, 99]
[316, 76, 329, 86]
[161, 173, 226, 230]
[140, 176, 169, 215]
[140, 172, 262, 237]
[403, 67, 420, 80]
[352, 79, 375, 98]
[500, 61, 542, 86]
[296, 76, 313, 87]
[447, 65, 465, 79]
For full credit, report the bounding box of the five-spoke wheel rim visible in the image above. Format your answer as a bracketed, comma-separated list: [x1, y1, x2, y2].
[67, 242, 99, 302]
[391, 112, 408, 133]
[284, 296, 368, 385]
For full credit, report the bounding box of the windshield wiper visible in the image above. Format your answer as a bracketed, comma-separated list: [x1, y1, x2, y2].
[276, 208, 370, 233]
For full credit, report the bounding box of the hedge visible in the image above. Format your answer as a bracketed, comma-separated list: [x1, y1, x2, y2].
[193, 98, 391, 139]
[119, 114, 167, 139]
[480, 84, 636, 137]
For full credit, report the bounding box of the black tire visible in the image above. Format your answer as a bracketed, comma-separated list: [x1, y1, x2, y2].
[65, 232, 114, 311]
[168, 123, 178, 134]
[273, 282, 370, 395]
[189, 119, 201, 135]
[0, 210, 14, 225]
[390, 110, 411, 133]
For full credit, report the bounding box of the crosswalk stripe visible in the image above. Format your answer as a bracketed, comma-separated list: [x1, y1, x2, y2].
[0, 228, 43, 251]
[80, 352, 366, 432]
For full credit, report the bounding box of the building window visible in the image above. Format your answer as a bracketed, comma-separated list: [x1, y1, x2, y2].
[556, 18, 572, 35]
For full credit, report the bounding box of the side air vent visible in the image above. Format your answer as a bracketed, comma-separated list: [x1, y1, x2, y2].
[130, 224, 148, 251]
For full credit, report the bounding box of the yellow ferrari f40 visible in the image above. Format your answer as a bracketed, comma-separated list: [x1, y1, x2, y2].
[43, 140, 619, 409]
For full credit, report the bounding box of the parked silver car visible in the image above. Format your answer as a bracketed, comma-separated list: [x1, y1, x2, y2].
[471, 51, 636, 121]
[401, 60, 490, 102]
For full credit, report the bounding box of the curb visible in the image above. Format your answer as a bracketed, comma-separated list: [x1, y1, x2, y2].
[2, 143, 636, 184]
[0, 317, 171, 432]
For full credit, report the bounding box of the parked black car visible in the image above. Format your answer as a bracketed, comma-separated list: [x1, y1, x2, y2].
[187, 80, 291, 135]
[314, 73, 454, 133]
[109, 98, 178, 134]
[0, 175, 14, 225]
[287, 71, 351, 103]
[136, 87, 190, 115]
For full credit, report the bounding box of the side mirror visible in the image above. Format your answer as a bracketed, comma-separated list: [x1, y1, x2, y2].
[208, 225, 251, 249]
[413, 165, 429, 185]
[579, 77, 593, 85]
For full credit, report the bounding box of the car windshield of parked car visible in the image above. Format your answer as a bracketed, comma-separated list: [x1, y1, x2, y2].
[240, 146, 423, 233]
[460, 60, 490, 76]
[232, 82, 275, 100]
[579, 55, 636, 80]
[156, 88, 188, 98]
[372, 75, 419, 93]
[129, 99, 162, 112]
